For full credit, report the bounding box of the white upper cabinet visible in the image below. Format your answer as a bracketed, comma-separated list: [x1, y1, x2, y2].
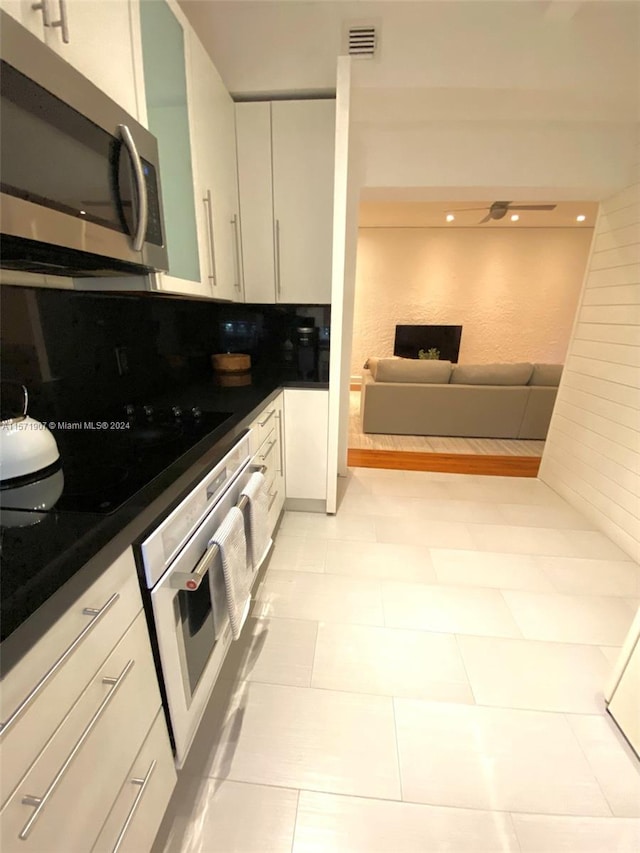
[272, 100, 335, 305]
[138, 0, 209, 298]
[236, 99, 336, 305]
[188, 32, 243, 302]
[0, 0, 141, 121]
[235, 102, 276, 304]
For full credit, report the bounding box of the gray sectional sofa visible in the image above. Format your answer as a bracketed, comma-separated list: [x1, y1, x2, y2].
[360, 358, 562, 440]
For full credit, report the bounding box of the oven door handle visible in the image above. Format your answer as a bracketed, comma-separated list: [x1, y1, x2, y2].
[170, 464, 267, 592]
[170, 539, 218, 591]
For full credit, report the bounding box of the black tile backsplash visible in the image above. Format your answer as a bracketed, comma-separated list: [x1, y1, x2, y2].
[0, 287, 330, 422]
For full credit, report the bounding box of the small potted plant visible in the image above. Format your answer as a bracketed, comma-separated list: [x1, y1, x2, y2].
[418, 347, 440, 360]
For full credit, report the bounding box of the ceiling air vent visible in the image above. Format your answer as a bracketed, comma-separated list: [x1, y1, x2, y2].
[348, 25, 376, 58]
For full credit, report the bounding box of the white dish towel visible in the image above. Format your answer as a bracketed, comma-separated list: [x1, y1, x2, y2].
[209, 506, 251, 640]
[240, 471, 272, 572]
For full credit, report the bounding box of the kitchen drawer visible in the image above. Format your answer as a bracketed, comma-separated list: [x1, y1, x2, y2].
[251, 427, 277, 483]
[91, 710, 176, 853]
[248, 402, 278, 455]
[0, 549, 143, 807]
[269, 478, 285, 528]
[0, 612, 161, 853]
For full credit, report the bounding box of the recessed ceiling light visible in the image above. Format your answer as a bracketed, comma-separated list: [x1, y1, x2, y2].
[576, 214, 586, 222]
[510, 214, 519, 222]
[446, 213, 455, 222]
[79, 210, 86, 215]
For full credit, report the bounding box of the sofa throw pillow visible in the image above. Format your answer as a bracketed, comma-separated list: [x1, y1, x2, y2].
[375, 358, 453, 384]
[529, 364, 563, 386]
[451, 363, 533, 385]
[367, 356, 401, 379]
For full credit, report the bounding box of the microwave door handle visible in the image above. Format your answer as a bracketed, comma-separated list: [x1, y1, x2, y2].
[118, 124, 148, 252]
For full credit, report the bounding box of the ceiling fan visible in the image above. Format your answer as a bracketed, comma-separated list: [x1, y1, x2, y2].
[458, 201, 557, 224]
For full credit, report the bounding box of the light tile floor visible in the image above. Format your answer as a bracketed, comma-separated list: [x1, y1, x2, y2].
[156, 468, 640, 853]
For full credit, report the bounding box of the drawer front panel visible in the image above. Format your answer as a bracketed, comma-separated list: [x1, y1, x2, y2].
[0, 613, 161, 853]
[249, 402, 278, 455]
[91, 711, 176, 853]
[1, 549, 143, 806]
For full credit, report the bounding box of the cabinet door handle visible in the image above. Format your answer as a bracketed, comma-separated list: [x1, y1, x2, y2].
[19, 660, 135, 840]
[31, 0, 51, 27]
[0, 593, 120, 738]
[231, 214, 242, 294]
[203, 190, 217, 287]
[275, 410, 283, 474]
[111, 759, 157, 853]
[268, 490, 278, 511]
[274, 218, 282, 298]
[257, 409, 275, 428]
[50, 0, 69, 42]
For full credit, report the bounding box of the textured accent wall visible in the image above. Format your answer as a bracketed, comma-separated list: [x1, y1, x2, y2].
[539, 139, 640, 562]
[351, 227, 593, 375]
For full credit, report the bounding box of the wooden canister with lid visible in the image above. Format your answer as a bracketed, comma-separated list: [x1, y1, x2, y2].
[210, 353, 252, 386]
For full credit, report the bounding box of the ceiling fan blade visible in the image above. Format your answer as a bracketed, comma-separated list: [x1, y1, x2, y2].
[508, 204, 557, 211]
[479, 212, 492, 224]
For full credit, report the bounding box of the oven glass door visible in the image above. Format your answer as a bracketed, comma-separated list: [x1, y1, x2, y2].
[0, 61, 163, 247]
[176, 581, 217, 698]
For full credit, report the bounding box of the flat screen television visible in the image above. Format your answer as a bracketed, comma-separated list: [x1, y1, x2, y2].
[393, 325, 462, 362]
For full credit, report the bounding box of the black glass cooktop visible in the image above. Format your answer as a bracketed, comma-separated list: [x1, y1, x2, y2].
[0, 406, 232, 515]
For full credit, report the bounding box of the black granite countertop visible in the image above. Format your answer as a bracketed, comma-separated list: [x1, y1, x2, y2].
[0, 380, 328, 671]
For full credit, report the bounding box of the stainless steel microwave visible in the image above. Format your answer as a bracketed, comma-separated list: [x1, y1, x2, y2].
[0, 11, 168, 277]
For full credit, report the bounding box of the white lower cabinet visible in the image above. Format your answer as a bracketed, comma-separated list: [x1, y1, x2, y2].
[0, 550, 143, 808]
[0, 548, 176, 852]
[248, 392, 285, 532]
[91, 710, 176, 853]
[283, 388, 329, 505]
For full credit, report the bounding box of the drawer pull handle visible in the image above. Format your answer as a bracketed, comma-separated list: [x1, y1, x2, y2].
[275, 410, 283, 474]
[19, 659, 135, 840]
[257, 409, 275, 428]
[111, 759, 157, 853]
[268, 490, 278, 510]
[260, 439, 277, 462]
[0, 593, 120, 738]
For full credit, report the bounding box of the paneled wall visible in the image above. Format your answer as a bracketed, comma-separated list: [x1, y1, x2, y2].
[539, 141, 640, 562]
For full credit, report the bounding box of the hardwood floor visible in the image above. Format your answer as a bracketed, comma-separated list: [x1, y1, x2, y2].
[347, 449, 541, 477]
[348, 390, 543, 476]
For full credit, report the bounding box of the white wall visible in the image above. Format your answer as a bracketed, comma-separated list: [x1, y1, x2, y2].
[539, 137, 640, 562]
[351, 226, 592, 376]
[357, 121, 637, 202]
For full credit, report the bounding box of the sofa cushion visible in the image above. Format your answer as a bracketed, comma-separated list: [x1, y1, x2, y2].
[450, 362, 533, 385]
[374, 358, 453, 384]
[529, 363, 563, 387]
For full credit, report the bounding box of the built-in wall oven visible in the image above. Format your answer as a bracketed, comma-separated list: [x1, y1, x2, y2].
[137, 433, 254, 767]
[0, 10, 167, 277]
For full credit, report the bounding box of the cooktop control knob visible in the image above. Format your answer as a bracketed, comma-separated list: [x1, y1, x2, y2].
[172, 406, 183, 419]
[124, 404, 136, 417]
[143, 405, 154, 419]
[191, 406, 202, 419]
